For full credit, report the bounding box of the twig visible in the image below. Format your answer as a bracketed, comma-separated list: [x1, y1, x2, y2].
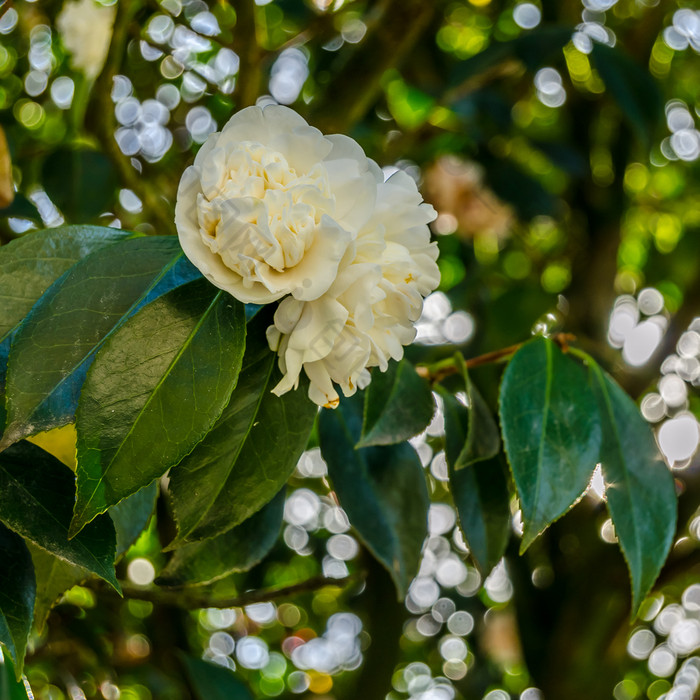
[232, 0, 262, 108]
[87, 0, 176, 235]
[115, 572, 365, 609]
[416, 332, 576, 384]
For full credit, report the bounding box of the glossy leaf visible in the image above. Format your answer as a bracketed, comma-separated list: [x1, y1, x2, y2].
[28, 544, 86, 633]
[319, 393, 429, 598]
[0, 226, 130, 343]
[0, 226, 131, 433]
[590, 43, 663, 145]
[358, 359, 434, 448]
[0, 442, 118, 590]
[158, 489, 285, 587]
[181, 655, 253, 700]
[585, 354, 677, 614]
[42, 148, 118, 222]
[500, 337, 601, 551]
[2, 236, 200, 448]
[439, 387, 510, 575]
[450, 355, 500, 469]
[0, 524, 34, 675]
[0, 653, 32, 699]
[168, 312, 316, 544]
[110, 483, 158, 558]
[71, 279, 246, 536]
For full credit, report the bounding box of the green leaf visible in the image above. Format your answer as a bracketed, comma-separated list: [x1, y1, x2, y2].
[319, 393, 429, 598]
[180, 655, 253, 700]
[71, 279, 246, 536]
[28, 544, 86, 633]
[110, 483, 158, 559]
[2, 236, 200, 448]
[449, 355, 500, 469]
[499, 337, 601, 551]
[590, 43, 664, 145]
[0, 226, 132, 434]
[27, 484, 157, 632]
[584, 354, 677, 614]
[0, 652, 32, 699]
[168, 312, 316, 544]
[0, 524, 34, 675]
[158, 488, 285, 587]
[358, 359, 434, 448]
[0, 442, 118, 590]
[42, 148, 118, 222]
[438, 387, 510, 575]
[0, 226, 130, 344]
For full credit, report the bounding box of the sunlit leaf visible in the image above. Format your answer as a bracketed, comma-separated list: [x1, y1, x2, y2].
[158, 488, 285, 587]
[0, 524, 34, 675]
[168, 311, 316, 544]
[0, 442, 118, 590]
[438, 386, 510, 575]
[71, 279, 245, 536]
[500, 337, 601, 550]
[319, 393, 429, 598]
[2, 236, 200, 448]
[358, 358, 434, 448]
[584, 354, 677, 614]
[0, 226, 131, 434]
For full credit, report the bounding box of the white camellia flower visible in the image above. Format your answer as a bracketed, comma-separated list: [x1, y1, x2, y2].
[57, 0, 116, 80]
[176, 105, 439, 408]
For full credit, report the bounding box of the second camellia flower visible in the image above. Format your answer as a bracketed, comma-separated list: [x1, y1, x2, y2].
[175, 104, 439, 408]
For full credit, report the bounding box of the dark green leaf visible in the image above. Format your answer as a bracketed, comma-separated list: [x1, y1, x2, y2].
[0, 226, 132, 434]
[158, 488, 285, 587]
[451, 356, 500, 469]
[590, 43, 664, 145]
[585, 354, 677, 614]
[319, 393, 429, 598]
[0, 653, 32, 699]
[499, 337, 601, 551]
[28, 544, 86, 633]
[180, 655, 253, 700]
[0, 442, 118, 590]
[2, 236, 200, 448]
[358, 359, 434, 448]
[168, 312, 316, 544]
[42, 148, 118, 222]
[0, 524, 34, 675]
[438, 387, 510, 575]
[71, 279, 246, 536]
[110, 483, 158, 559]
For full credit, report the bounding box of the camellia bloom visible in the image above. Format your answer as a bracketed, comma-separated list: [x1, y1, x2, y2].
[175, 105, 439, 408]
[57, 0, 116, 80]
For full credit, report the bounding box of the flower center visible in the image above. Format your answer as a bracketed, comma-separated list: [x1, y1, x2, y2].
[197, 141, 334, 275]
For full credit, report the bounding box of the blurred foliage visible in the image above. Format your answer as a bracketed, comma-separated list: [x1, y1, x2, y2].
[0, 0, 699, 699]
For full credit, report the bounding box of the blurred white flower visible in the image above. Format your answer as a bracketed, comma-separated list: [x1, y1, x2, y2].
[57, 0, 116, 80]
[176, 105, 439, 408]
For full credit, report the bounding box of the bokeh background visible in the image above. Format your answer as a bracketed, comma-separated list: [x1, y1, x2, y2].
[1, 0, 700, 699]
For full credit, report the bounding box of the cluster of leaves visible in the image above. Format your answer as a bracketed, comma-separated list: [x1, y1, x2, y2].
[0, 222, 678, 691]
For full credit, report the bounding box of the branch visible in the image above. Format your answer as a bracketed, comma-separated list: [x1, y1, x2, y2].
[310, 0, 437, 133]
[232, 0, 263, 108]
[114, 572, 364, 609]
[417, 332, 576, 384]
[87, 0, 176, 235]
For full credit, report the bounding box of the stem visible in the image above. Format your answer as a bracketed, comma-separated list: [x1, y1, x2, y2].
[114, 572, 364, 609]
[416, 332, 576, 384]
[232, 0, 262, 108]
[86, 0, 176, 235]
